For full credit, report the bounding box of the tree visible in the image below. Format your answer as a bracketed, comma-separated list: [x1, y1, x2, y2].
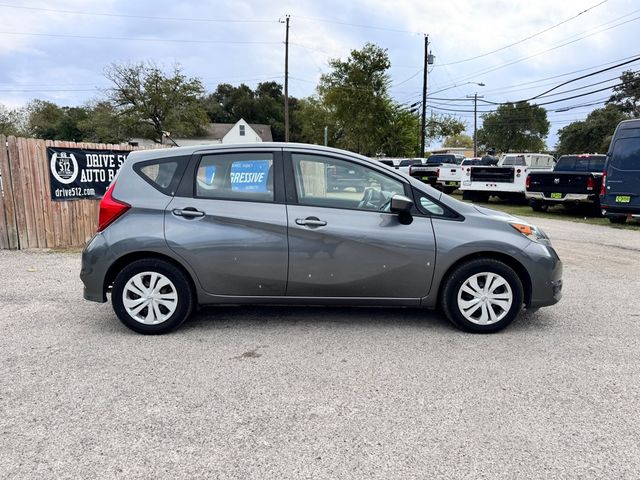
[556, 104, 629, 155]
[477, 102, 549, 153]
[607, 70, 640, 117]
[318, 43, 393, 156]
[78, 101, 132, 144]
[443, 133, 474, 148]
[0, 104, 26, 136]
[105, 62, 208, 143]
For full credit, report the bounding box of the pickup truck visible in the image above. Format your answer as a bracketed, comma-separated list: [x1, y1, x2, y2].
[526, 154, 606, 213]
[409, 153, 464, 186]
[460, 153, 555, 202]
[437, 158, 480, 193]
[397, 158, 425, 175]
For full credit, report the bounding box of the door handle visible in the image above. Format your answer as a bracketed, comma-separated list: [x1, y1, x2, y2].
[295, 217, 327, 227]
[173, 208, 205, 218]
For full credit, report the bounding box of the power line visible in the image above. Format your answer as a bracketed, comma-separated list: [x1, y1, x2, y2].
[438, 10, 640, 87]
[438, 0, 608, 66]
[0, 3, 276, 23]
[291, 14, 423, 35]
[0, 30, 281, 45]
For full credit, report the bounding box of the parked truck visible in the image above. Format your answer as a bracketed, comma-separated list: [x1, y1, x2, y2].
[409, 153, 464, 187]
[525, 154, 606, 214]
[460, 153, 555, 202]
[437, 158, 480, 194]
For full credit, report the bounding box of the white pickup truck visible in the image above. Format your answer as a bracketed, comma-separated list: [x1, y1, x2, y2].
[459, 153, 555, 202]
[437, 157, 480, 193]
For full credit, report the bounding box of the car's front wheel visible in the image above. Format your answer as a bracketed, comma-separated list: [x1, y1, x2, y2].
[111, 259, 194, 334]
[440, 258, 524, 333]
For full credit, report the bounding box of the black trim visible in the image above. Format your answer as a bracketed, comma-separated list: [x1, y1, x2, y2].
[411, 187, 463, 220]
[133, 155, 190, 196]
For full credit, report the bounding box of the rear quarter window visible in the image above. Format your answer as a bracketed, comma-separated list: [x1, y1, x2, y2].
[134, 157, 187, 195]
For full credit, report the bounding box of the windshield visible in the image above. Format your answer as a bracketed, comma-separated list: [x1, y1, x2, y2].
[554, 155, 606, 172]
[461, 159, 480, 166]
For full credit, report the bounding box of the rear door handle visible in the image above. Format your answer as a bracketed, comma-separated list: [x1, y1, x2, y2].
[173, 208, 205, 218]
[295, 217, 327, 227]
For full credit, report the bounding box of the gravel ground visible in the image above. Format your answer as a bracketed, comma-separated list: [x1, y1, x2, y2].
[1, 217, 639, 479]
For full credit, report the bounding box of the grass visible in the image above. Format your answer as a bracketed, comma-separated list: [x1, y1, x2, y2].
[451, 193, 640, 231]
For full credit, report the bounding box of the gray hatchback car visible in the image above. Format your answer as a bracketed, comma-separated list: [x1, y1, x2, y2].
[81, 143, 562, 334]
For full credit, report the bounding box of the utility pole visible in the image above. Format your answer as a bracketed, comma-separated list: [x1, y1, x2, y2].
[466, 93, 484, 157]
[420, 35, 429, 158]
[324, 126, 328, 146]
[284, 15, 290, 142]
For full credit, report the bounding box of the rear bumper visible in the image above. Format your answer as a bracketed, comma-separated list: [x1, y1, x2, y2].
[526, 192, 596, 203]
[80, 234, 109, 303]
[601, 203, 640, 217]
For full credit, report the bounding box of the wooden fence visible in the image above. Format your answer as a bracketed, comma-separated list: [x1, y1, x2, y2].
[0, 136, 164, 250]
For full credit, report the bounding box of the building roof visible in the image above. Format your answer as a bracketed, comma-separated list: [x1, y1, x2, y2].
[203, 122, 273, 142]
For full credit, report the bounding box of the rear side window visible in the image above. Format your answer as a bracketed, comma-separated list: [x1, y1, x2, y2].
[134, 158, 186, 195]
[610, 137, 640, 171]
[196, 153, 274, 202]
[502, 155, 526, 166]
[427, 155, 455, 164]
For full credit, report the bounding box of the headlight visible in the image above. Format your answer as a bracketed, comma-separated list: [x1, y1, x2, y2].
[510, 222, 548, 243]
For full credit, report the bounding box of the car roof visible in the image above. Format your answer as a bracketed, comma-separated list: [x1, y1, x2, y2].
[127, 142, 376, 163]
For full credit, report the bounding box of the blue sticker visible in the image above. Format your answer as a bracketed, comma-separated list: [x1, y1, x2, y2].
[203, 165, 216, 185]
[230, 160, 271, 192]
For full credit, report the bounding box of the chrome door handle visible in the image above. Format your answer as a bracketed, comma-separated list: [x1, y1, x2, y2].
[295, 217, 327, 227]
[173, 208, 205, 218]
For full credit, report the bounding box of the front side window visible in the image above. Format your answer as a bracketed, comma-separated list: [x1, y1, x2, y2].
[196, 153, 273, 202]
[291, 153, 405, 212]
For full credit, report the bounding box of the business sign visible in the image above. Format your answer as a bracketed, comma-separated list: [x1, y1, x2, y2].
[48, 147, 131, 201]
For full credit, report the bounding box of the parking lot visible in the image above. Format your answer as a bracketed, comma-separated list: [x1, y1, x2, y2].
[1, 216, 639, 479]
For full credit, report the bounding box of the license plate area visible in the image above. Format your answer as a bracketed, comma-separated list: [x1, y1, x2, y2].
[550, 192, 562, 199]
[616, 195, 631, 203]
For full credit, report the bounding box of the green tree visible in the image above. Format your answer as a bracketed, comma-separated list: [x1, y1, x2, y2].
[78, 101, 132, 144]
[318, 43, 393, 155]
[26, 100, 90, 141]
[381, 105, 421, 157]
[607, 70, 640, 117]
[477, 101, 550, 153]
[0, 104, 26, 136]
[556, 104, 629, 155]
[443, 133, 474, 148]
[105, 62, 208, 143]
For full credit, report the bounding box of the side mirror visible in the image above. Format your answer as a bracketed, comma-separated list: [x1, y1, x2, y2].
[390, 194, 413, 213]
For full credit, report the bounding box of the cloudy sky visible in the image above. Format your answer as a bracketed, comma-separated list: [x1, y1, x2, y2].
[0, 0, 638, 148]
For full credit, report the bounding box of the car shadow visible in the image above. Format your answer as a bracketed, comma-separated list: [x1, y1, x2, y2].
[180, 305, 455, 333]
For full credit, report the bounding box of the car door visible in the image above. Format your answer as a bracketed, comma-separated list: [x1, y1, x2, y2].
[605, 131, 640, 209]
[284, 150, 436, 300]
[165, 149, 288, 296]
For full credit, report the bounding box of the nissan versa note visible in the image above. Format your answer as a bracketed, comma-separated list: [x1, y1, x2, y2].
[80, 143, 563, 335]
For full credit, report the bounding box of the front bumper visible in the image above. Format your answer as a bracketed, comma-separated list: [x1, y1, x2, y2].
[524, 242, 563, 308]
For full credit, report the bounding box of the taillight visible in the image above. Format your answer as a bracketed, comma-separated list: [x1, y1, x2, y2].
[98, 181, 130, 232]
[409, 166, 412, 175]
[586, 176, 595, 191]
[600, 169, 607, 196]
[525, 175, 531, 190]
[436, 168, 440, 178]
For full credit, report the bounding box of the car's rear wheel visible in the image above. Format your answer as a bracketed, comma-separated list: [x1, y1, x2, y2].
[111, 259, 194, 334]
[608, 215, 627, 224]
[441, 258, 524, 333]
[530, 200, 548, 212]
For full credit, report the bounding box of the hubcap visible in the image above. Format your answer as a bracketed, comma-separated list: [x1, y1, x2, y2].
[457, 272, 513, 325]
[122, 272, 178, 325]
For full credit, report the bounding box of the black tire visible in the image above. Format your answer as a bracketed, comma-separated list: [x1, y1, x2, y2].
[609, 215, 627, 224]
[530, 200, 548, 212]
[111, 259, 195, 335]
[443, 186, 457, 195]
[440, 258, 524, 333]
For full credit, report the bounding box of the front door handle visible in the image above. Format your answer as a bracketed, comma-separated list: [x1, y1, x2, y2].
[295, 217, 327, 227]
[173, 208, 205, 218]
